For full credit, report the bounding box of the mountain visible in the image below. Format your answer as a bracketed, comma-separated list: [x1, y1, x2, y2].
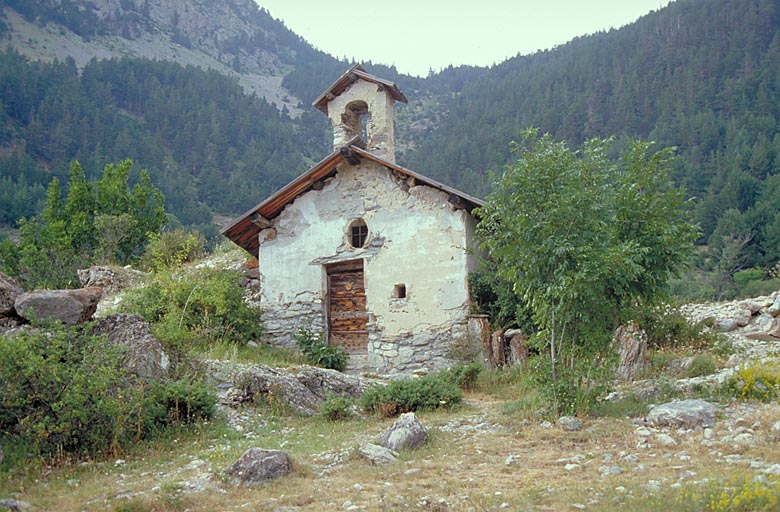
[0, 0, 778, 272]
[400, 0, 780, 269]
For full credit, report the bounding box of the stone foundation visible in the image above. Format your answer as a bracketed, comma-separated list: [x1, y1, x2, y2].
[261, 300, 325, 348]
[367, 320, 468, 375]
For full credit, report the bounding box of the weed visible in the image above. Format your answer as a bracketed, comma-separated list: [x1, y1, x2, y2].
[293, 328, 348, 371]
[681, 353, 718, 378]
[319, 394, 354, 422]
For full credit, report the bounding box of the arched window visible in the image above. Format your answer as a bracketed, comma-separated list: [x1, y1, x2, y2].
[341, 100, 369, 141]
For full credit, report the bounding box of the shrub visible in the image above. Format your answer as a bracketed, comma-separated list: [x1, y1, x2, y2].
[0, 326, 140, 458]
[141, 379, 216, 434]
[294, 328, 348, 372]
[122, 267, 263, 369]
[0, 325, 217, 464]
[529, 354, 611, 417]
[319, 394, 353, 421]
[723, 361, 780, 401]
[360, 369, 465, 417]
[442, 362, 483, 391]
[681, 353, 718, 378]
[632, 307, 720, 350]
[139, 229, 205, 272]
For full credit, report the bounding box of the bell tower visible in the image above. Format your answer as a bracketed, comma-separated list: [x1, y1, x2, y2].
[313, 64, 407, 163]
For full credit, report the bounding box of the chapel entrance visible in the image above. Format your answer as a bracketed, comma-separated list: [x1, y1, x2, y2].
[326, 260, 368, 352]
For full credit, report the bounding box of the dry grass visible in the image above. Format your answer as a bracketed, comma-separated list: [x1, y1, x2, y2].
[2, 394, 780, 511]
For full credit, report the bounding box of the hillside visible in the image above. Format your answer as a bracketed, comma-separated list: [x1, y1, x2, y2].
[401, 0, 780, 270]
[0, 0, 778, 278]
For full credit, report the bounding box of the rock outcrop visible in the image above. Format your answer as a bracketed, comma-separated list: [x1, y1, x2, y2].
[224, 448, 291, 485]
[14, 287, 103, 325]
[0, 272, 22, 326]
[209, 362, 367, 416]
[614, 321, 650, 380]
[90, 314, 169, 380]
[77, 265, 146, 296]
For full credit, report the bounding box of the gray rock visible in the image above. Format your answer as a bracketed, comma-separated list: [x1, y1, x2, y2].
[599, 465, 623, 476]
[224, 448, 291, 484]
[0, 499, 31, 511]
[378, 412, 427, 451]
[744, 313, 780, 340]
[647, 399, 717, 428]
[557, 416, 583, 431]
[655, 433, 678, 446]
[740, 300, 762, 315]
[0, 271, 21, 318]
[715, 318, 739, 332]
[226, 363, 367, 416]
[90, 314, 169, 380]
[15, 287, 102, 325]
[358, 443, 398, 464]
[77, 265, 146, 296]
[613, 321, 649, 380]
[768, 294, 780, 317]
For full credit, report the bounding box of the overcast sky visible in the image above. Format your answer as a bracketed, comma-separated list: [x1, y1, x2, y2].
[255, 0, 673, 77]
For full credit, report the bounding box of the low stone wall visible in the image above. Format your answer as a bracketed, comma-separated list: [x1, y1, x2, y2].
[367, 320, 467, 375]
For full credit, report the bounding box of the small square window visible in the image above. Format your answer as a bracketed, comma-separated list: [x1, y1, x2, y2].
[393, 284, 406, 299]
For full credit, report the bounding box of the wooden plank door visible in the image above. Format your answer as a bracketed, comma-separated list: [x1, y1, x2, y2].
[327, 263, 368, 353]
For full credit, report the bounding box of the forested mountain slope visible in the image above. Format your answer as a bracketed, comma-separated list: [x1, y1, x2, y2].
[401, 0, 780, 268]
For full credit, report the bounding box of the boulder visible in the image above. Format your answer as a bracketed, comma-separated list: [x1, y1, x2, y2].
[556, 416, 583, 431]
[744, 313, 780, 341]
[90, 314, 169, 380]
[739, 300, 762, 315]
[378, 412, 427, 451]
[227, 363, 367, 416]
[646, 399, 717, 428]
[715, 318, 739, 332]
[77, 266, 146, 296]
[507, 333, 530, 365]
[14, 287, 102, 325]
[0, 271, 21, 318]
[613, 321, 649, 380]
[358, 443, 398, 465]
[769, 294, 780, 317]
[224, 448, 291, 484]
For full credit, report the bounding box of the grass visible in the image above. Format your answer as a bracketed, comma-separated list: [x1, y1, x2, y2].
[4, 362, 780, 511]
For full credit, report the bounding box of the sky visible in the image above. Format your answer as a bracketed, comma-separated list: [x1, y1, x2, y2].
[255, 0, 673, 77]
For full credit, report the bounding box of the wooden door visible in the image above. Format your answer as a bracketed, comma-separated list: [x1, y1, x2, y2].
[327, 262, 368, 353]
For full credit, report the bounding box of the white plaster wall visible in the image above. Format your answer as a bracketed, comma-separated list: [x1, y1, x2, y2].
[257, 162, 473, 363]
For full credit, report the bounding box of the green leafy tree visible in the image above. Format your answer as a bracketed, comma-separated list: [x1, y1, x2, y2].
[1, 159, 165, 288]
[475, 130, 697, 412]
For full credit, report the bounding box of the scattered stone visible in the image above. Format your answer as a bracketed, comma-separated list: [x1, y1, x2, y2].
[646, 399, 717, 428]
[404, 468, 421, 476]
[614, 321, 650, 380]
[564, 463, 580, 471]
[358, 443, 398, 465]
[599, 465, 623, 477]
[378, 412, 427, 451]
[540, 421, 554, 429]
[15, 287, 103, 325]
[715, 318, 739, 332]
[90, 314, 169, 380]
[505, 454, 520, 466]
[739, 300, 762, 315]
[557, 416, 583, 431]
[0, 499, 31, 511]
[224, 448, 291, 485]
[655, 433, 677, 447]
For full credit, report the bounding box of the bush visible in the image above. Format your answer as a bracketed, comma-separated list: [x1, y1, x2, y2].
[360, 368, 465, 417]
[442, 362, 483, 391]
[122, 267, 263, 370]
[319, 394, 353, 421]
[0, 324, 217, 464]
[529, 354, 611, 417]
[632, 307, 720, 350]
[294, 328, 348, 372]
[141, 379, 216, 434]
[681, 353, 718, 378]
[0, 326, 139, 458]
[723, 361, 780, 401]
[139, 229, 205, 272]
